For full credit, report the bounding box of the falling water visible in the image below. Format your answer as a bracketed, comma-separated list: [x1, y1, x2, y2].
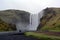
[0, 9, 44, 32]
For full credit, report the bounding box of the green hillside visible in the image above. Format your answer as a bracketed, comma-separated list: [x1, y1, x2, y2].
[37, 8, 60, 32]
[0, 9, 30, 31]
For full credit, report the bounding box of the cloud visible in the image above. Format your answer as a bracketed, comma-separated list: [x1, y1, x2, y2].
[0, 0, 60, 14]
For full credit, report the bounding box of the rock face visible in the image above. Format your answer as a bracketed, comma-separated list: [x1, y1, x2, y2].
[0, 9, 30, 32]
[37, 8, 60, 31]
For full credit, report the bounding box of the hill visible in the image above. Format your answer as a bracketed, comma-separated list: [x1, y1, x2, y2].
[0, 9, 30, 31]
[37, 8, 60, 32]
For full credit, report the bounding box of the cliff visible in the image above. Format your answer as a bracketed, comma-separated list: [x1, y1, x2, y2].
[37, 8, 60, 32]
[0, 9, 30, 31]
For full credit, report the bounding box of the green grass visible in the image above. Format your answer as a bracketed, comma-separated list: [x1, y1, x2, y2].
[40, 25, 60, 32]
[49, 30, 60, 32]
[25, 32, 60, 40]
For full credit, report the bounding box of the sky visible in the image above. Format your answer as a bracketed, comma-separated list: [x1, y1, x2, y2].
[0, 0, 60, 14]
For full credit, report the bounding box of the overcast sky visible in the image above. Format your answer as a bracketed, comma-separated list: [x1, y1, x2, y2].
[0, 0, 60, 14]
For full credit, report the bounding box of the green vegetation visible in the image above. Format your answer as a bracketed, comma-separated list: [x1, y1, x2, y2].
[25, 32, 60, 40]
[0, 9, 30, 32]
[0, 18, 16, 31]
[37, 8, 60, 32]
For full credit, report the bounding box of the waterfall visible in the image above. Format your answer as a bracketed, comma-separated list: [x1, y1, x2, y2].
[16, 11, 44, 32]
[0, 9, 44, 32]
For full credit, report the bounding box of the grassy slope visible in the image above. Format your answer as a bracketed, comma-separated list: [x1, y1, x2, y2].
[0, 9, 30, 31]
[38, 8, 60, 32]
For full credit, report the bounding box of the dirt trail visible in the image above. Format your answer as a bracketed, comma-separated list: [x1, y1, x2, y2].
[36, 31, 60, 36]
